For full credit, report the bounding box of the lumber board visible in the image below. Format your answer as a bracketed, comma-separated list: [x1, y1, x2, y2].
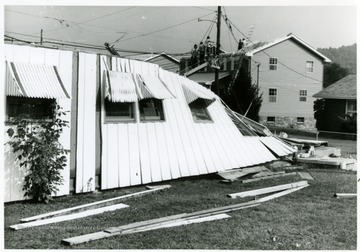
[228, 180, 309, 199]
[62, 201, 260, 246]
[251, 171, 285, 178]
[218, 166, 269, 180]
[10, 203, 129, 230]
[62, 213, 230, 246]
[298, 172, 314, 180]
[241, 172, 297, 184]
[20, 185, 170, 223]
[123, 213, 231, 233]
[256, 185, 309, 203]
[334, 193, 357, 198]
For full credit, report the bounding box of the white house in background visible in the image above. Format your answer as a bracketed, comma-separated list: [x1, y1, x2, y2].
[246, 33, 331, 130]
[4, 43, 295, 202]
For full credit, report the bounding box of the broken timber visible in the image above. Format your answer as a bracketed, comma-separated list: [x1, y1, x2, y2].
[10, 203, 129, 230]
[227, 180, 309, 199]
[218, 166, 269, 181]
[20, 185, 170, 223]
[255, 185, 309, 203]
[62, 201, 260, 246]
[241, 172, 297, 183]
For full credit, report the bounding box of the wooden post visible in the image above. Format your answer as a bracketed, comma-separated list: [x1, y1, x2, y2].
[214, 6, 221, 95]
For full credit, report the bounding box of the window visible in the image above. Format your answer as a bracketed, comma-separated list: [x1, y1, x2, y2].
[267, 117, 275, 124]
[269, 88, 277, 103]
[105, 99, 135, 122]
[306, 61, 314, 73]
[346, 100, 357, 117]
[139, 98, 165, 122]
[6, 96, 55, 122]
[189, 99, 212, 122]
[269, 58, 278, 70]
[299, 90, 307, 102]
[297, 117, 305, 124]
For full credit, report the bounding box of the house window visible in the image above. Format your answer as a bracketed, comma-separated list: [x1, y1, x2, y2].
[139, 98, 165, 122]
[189, 99, 212, 122]
[269, 58, 278, 70]
[297, 117, 305, 124]
[105, 99, 135, 122]
[269, 88, 277, 103]
[346, 100, 357, 117]
[306, 61, 314, 73]
[299, 90, 307, 102]
[6, 96, 55, 122]
[267, 117, 275, 124]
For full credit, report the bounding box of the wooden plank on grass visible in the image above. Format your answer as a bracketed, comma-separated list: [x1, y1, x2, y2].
[241, 172, 297, 184]
[298, 172, 314, 180]
[62, 201, 260, 246]
[10, 203, 129, 230]
[20, 185, 170, 223]
[228, 180, 308, 199]
[334, 193, 357, 198]
[218, 166, 269, 180]
[256, 185, 309, 203]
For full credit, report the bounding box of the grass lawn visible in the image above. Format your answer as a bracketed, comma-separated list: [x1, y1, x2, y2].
[4, 168, 356, 250]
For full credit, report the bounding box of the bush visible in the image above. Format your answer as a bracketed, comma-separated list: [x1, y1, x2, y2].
[6, 104, 69, 203]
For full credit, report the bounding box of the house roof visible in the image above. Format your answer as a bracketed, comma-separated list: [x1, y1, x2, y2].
[245, 33, 331, 63]
[187, 72, 230, 85]
[313, 75, 357, 100]
[145, 52, 180, 64]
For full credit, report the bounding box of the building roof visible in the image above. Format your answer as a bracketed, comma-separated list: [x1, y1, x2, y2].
[145, 52, 180, 63]
[187, 72, 230, 85]
[313, 75, 357, 100]
[245, 33, 331, 63]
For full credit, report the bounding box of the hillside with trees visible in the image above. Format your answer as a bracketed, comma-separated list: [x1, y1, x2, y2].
[317, 44, 356, 88]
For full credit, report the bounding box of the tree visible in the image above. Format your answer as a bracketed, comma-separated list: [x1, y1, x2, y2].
[6, 104, 69, 203]
[323, 62, 349, 88]
[224, 65, 263, 122]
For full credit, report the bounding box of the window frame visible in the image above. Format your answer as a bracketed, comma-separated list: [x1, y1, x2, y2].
[104, 99, 136, 123]
[6, 96, 55, 123]
[267, 116, 275, 124]
[297, 117, 305, 124]
[139, 98, 165, 122]
[189, 99, 213, 123]
[269, 88, 277, 103]
[269, 58, 278, 71]
[299, 90, 307, 102]
[346, 100, 357, 117]
[306, 61, 314, 73]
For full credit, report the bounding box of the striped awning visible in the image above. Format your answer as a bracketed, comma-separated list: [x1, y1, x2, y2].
[106, 71, 138, 102]
[6, 62, 70, 99]
[137, 74, 175, 99]
[182, 82, 216, 104]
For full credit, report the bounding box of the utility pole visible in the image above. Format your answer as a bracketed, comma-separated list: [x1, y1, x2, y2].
[214, 6, 221, 95]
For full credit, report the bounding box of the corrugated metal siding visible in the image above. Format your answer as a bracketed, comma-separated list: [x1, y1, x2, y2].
[4, 44, 72, 202]
[147, 56, 179, 73]
[251, 39, 323, 117]
[8, 62, 70, 99]
[100, 57, 283, 190]
[106, 71, 138, 102]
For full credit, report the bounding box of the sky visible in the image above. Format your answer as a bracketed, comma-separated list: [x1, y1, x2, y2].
[2, 2, 358, 57]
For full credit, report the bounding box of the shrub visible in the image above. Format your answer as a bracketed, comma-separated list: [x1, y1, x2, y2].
[6, 104, 69, 203]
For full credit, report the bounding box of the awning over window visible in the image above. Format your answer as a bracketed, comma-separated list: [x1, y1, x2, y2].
[137, 74, 175, 99]
[106, 71, 138, 102]
[6, 62, 70, 99]
[182, 82, 216, 104]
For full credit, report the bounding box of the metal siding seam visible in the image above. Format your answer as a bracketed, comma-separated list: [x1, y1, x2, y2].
[10, 62, 27, 96]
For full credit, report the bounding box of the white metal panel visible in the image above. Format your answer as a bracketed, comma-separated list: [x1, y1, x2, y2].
[117, 124, 131, 187]
[128, 125, 142, 185]
[146, 123, 163, 182]
[76, 53, 96, 193]
[155, 122, 172, 181]
[106, 124, 120, 189]
[138, 123, 152, 184]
